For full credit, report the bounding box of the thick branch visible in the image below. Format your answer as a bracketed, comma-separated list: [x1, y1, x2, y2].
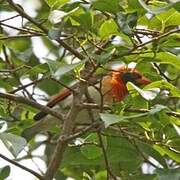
[44, 91, 82, 179]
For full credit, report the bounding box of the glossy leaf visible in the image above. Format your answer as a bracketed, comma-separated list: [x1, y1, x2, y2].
[127, 82, 160, 101]
[0, 133, 27, 157]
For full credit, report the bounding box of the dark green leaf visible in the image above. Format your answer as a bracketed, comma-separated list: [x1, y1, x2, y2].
[156, 168, 180, 180]
[92, 0, 123, 14]
[0, 166, 10, 180]
[116, 12, 138, 35]
[136, 141, 167, 168]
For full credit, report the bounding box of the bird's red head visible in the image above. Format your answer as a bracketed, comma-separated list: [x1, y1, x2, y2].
[116, 66, 151, 85]
[105, 65, 151, 102]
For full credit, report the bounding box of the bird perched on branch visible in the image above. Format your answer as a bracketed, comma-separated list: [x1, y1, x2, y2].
[34, 66, 151, 120]
[22, 65, 151, 140]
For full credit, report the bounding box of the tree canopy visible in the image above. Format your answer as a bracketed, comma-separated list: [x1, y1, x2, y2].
[0, 0, 180, 179]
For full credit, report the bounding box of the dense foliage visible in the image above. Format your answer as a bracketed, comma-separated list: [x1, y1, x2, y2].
[0, 0, 180, 179]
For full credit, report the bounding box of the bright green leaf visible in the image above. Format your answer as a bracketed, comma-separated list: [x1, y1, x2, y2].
[99, 19, 119, 39]
[45, 0, 69, 8]
[154, 144, 180, 163]
[141, 52, 180, 70]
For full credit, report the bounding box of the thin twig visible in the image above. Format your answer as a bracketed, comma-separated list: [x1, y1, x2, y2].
[80, 103, 180, 118]
[136, 28, 180, 49]
[153, 63, 173, 82]
[0, 153, 44, 180]
[9, 78, 44, 94]
[7, 0, 85, 60]
[0, 92, 64, 121]
[0, 14, 20, 23]
[98, 132, 117, 180]
[0, 34, 44, 40]
[0, 22, 44, 35]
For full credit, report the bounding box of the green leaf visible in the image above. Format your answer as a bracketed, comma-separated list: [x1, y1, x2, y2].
[80, 133, 104, 159]
[80, 145, 102, 159]
[62, 147, 101, 167]
[45, 0, 69, 8]
[136, 141, 167, 168]
[92, 0, 123, 14]
[149, 104, 169, 115]
[26, 63, 49, 77]
[99, 19, 119, 39]
[127, 82, 160, 101]
[46, 60, 84, 79]
[161, 34, 180, 48]
[49, 8, 79, 24]
[107, 137, 141, 172]
[146, 80, 180, 98]
[100, 113, 147, 128]
[94, 48, 116, 64]
[0, 166, 10, 180]
[138, 0, 173, 14]
[72, 11, 93, 31]
[165, 11, 180, 26]
[0, 133, 27, 157]
[51, 0, 70, 10]
[156, 168, 180, 180]
[100, 113, 125, 128]
[154, 144, 180, 163]
[173, 1, 180, 12]
[116, 12, 138, 35]
[141, 52, 180, 70]
[126, 0, 144, 13]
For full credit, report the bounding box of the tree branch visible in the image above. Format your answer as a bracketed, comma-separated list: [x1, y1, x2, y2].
[7, 0, 85, 60]
[81, 103, 180, 118]
[0, 153, 44, 180]
[44, 91, 82, 179]
[0, 92, 64, 121]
